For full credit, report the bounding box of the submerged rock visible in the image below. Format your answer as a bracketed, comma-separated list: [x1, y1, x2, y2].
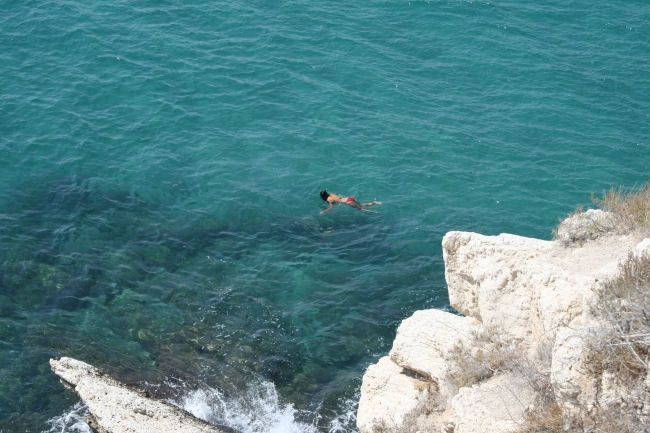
[50, 357, 225, 433]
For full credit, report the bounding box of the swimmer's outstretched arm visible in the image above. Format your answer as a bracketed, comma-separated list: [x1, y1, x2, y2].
[320, 203, 334, 214]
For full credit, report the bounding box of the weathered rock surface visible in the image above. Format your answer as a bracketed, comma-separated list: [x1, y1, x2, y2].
[357, 356, 435, 433]
[555, 209, 613, 245]
[635, 238, 650, 257]
[550, 316, 601, 412]
[442, 231, 639, 352]
[51, 357, 224, 433]
[389, 309, 485, 400]
[448, 372, 535, 433]
[357, 229, 645, 433]
[550, 315, 643, 417]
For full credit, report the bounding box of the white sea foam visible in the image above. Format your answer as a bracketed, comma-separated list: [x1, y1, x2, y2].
[43, 381, 359, 433]
[43, 402, 91, 433]
[173, 381, 318, 433]
[326, 392, 359, 433]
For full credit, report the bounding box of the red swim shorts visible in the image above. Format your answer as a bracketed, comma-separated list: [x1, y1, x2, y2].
[346, 197, 356, 203]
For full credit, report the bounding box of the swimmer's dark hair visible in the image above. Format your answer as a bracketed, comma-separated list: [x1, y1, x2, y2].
[320, 190, 329, 201]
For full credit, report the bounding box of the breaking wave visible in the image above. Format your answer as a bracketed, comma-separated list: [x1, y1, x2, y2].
[173, 381, 319, 433]
[43, 379, 360, 433]
[43, 402, 91, 433]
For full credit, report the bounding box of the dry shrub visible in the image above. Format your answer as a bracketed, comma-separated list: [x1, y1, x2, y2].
[591, 181, 650, 235]
[448, 325, 529, 389]
[370, 382, 444, 433]
[554, 181, 650, 245]
[397, 390, 445, 433]
[447, 328, 567, 433]
[516, 377, 563, 433]
[471, 185, 650, 432]
[516, 252, 650, 433]
[500, 335, 564, 433]
[371, 331, 536, 433]
[590, 252, 650, 382]
[519, 402, 564, 433]
[449, 327, 566, 433]
[582, 251, 650, 431]
[552, 205, 613, 245]
[520, 404, 648, 433]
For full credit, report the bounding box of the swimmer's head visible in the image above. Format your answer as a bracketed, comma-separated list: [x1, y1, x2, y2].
[319, 190, 329, 201]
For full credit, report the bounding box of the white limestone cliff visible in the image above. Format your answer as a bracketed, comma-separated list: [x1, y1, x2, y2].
[50, 357, 225, 433]
[357, 230, 645, 433]
[357, 356, 437, 432]
[389, 310, 485, 401]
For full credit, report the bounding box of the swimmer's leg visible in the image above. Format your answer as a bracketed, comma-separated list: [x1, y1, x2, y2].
[347, 202, 379, 214]
[359, 201, 382, 206]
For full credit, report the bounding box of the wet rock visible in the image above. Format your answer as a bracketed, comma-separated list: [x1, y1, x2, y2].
[50, 357, 226, 433]
[141, 243, 174, 270]
[0, 260, 71, 308]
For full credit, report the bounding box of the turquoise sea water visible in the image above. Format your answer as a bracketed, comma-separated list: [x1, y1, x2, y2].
[1, 0, 649, 431]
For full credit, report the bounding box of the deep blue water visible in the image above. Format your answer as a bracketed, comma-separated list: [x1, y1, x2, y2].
[0, 1, 649, 432]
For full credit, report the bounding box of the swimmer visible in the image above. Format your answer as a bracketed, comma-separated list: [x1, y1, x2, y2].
[319, 190, 382, 214]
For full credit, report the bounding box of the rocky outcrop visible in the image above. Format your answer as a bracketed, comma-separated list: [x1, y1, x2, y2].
[357, 356, 436, 432]
[448, 372, 535, 433]
[442, 231, 634, 354]
[357, 230, 645, 433]
[554, 209, 613, 245]
[50, 357, 225, 433]
[635, 238, 650, 257]
[389, 310, 485, 401]
[550, 316, 603, 412]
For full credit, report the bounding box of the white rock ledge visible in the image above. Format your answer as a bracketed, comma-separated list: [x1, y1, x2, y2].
[357, 231, 646, 433]
[389, 309, 485, 401]
[51, 357, 226, 433]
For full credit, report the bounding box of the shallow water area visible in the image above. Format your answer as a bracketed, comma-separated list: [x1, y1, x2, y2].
[1, 0, 649, 432]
